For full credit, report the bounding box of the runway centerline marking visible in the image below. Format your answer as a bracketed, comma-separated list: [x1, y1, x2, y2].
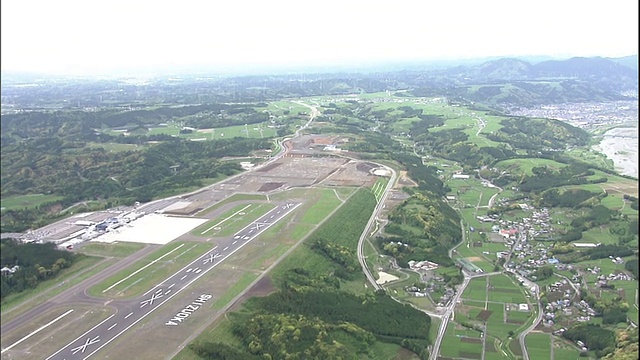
[124, 312, 133, 319]
[107, 323, 117, 331]
[103, 243, 186, 293]
[1, 309, 74, 354]
[200, 204, 252, 235]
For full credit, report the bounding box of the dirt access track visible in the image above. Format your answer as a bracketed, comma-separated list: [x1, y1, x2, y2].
[0, 134, 387, 360]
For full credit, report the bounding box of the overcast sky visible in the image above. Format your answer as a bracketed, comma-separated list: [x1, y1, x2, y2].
[2, 0, 638, 75]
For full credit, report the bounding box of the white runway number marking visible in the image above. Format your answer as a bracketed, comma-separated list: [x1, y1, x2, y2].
[165, 294, 213, 326]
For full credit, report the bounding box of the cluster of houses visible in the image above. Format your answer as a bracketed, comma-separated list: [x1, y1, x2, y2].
[408, 260, 439, 271]
[609, 256, 625, 264]
[595, 271, 633, 287]
[405, 277, 456, 308]
[405, 285, 429, 298]
[576, 300, 598, 319]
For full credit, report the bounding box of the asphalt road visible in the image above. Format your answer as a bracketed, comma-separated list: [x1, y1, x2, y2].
[3, 202, 300, 360]
[357, 163, 396, 291]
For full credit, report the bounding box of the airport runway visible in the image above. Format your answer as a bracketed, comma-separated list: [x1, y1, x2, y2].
[3, 202, 300, 360]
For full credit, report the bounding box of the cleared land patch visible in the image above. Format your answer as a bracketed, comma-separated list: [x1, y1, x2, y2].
[1, 194, 64, 212]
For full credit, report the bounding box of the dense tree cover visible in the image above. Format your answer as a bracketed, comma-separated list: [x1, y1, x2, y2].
[192, 280, 432, 360]
[280, 268, 341, 292]
[601, 307, 629, 325]
[343, 131, 406, 157]
[569, 205, 618, 231]
[235, 313, 374, 359]
[408, 115, 445, 137]
[188, 341, 261, 360]
[310, 239, 359, 280]
[538, 188, 601, 208]
[532, 266, 554, 281]
[410, 128, 516, 169]
[0, 104, 273, 139]
[623, 195, 639, 210]
[609, 217, 639, 245]
[563, 323, 616, 356]
[602, 327, 639, 360]
[1, 137, 269, 232]
[555, 244, 635, 264]
[518, 164, 598, 193]
[0, 238, 76, 299]
[624, 259, 638, 279]
[376, 188, 460, 268]
[390, 153, 450, 196]
[253, 289, 430, 351]
[486, 117, 590, 150]
[586, 245, 635, 260]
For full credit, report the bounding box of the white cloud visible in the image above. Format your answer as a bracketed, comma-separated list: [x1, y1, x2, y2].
[2, 0, 637, 74]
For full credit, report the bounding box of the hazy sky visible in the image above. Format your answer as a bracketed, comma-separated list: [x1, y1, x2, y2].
[2, 0, 638, 75]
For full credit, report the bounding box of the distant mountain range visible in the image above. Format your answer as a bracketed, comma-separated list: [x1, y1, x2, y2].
[2, 55, 637, 109]
[429, 55, 637, 82]
[405, 55, 638, 107]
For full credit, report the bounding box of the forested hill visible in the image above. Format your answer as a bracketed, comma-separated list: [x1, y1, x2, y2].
[409, 56, 638, 107]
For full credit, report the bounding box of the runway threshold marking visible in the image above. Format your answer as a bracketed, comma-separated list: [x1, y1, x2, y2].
[1, 309, 74, 354]
[71, 336, 100, 355]
[102, 243, 186, 293]
[200, 204, 252, 235]
[44, 314, 115, 360]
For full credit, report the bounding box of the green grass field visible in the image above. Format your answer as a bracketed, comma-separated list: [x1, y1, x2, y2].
[196, 194, 267, 216]
[1, 194, 64, 211]
[210, 272, 260, 310]
[525, 332, 552, 360]
[488, 286, 527, 304]
[441, 322, 487, 359]
[462, 277, 488, 302]
[76, 242, 147, 258]
[494, 158, 568, 176]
